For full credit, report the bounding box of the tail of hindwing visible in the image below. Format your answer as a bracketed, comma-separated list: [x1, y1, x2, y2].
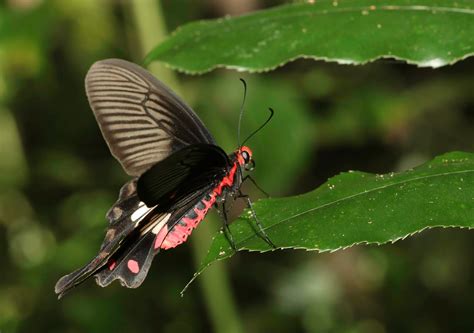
[55, 179, 147, 298]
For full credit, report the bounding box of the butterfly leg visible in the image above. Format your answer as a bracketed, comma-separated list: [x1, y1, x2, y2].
[217, 202, 237, 251]
[237, 191, 276, 249]
[242, 175, 270, 198]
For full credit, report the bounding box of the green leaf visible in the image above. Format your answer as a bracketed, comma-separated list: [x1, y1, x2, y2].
[187, 151, 474, 290]
[145, 0, 474, 73]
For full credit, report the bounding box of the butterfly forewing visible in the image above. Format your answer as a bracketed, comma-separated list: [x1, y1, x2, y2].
[86, 59, 215, 176]
[137, 144, 229, 208]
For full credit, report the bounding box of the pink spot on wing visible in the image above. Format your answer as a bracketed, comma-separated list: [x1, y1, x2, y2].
[127, 260, 140, 274]
[108, 260, 116, 271]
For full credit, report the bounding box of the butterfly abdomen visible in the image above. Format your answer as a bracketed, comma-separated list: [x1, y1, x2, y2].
[158, 193, 216, 249]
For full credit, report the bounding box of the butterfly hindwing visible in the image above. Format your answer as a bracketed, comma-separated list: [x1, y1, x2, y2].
[54, 149, 224, 297]
[95, 231, 158, 288]
[55, 180, 151, 298]
[54, 251, 109, 298]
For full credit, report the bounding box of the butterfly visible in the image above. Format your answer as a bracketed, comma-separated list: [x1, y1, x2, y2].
[54, 59, 274, 298]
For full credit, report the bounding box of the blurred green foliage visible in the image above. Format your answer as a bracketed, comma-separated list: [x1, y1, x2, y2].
[0, 1, 473, 333]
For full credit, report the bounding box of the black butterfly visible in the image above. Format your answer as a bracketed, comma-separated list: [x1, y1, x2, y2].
[55, 59, 274, 298]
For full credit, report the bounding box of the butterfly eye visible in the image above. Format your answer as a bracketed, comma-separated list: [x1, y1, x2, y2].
[242, 151, 250, 163]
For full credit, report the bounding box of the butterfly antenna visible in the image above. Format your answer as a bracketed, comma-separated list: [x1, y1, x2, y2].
[237, 78, 248, 147]
[241, 108, 274, 147]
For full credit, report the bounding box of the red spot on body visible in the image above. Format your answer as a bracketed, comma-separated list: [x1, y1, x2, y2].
[127, 260, 140, 274]
[202, 196, 215, 211]
[214, 147, 251, 195]
[215, 163, 237, 195]
[194, 207, 206, 221]
[182, 216, 195, 227]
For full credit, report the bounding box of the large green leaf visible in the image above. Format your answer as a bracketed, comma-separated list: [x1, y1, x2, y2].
[184, 151, 474, 291]
[145, 0, 474, 73]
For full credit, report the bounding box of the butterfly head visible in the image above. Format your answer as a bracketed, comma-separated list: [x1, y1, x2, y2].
[237, 146, 254, 171]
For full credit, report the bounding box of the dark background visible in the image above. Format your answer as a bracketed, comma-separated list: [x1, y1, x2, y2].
[0, 0, 473, 332]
